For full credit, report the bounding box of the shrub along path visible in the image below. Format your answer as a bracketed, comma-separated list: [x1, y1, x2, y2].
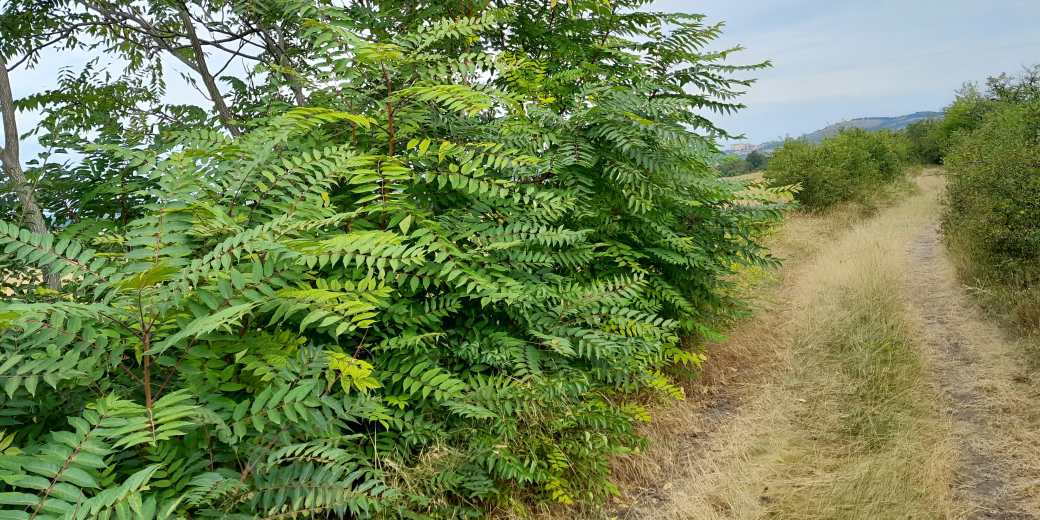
[604, 171, 1040, 519]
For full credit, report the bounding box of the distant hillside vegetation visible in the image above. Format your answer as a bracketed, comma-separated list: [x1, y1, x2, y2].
[760, 111, 943, 152]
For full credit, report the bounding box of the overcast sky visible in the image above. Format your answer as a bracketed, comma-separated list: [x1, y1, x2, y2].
[8, 0, 1040, 158]
[653, 0, 1040, 143]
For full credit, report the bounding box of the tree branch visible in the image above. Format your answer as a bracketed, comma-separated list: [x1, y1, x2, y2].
[176, 5, 241, 136]
[82, 1, 242, 136]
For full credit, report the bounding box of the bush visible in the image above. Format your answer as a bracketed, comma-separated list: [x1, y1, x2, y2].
[931, 87, 990, 159]
[928, 67, 1040, 164]
[716, 151, 768, 177]
[0, 4, 779, 518]
[717, 154, 751, 177]
[904, 119, 944, 165]
[746, 150, 769, 170]
[941, 66, 1040, 332]
[764, 129, 908, 210]
[943, 100, 1040, 326]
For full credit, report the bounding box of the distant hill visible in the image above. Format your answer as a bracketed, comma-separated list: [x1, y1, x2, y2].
[758, 111, 943, 152]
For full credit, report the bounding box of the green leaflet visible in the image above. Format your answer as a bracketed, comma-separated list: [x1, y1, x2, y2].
[147, 303, 259, 356]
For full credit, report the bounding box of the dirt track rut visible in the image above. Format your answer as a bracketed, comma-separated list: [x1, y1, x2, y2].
[908, 221, 1035, 520]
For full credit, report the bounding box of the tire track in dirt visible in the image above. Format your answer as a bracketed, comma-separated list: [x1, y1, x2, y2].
[604, 201, 858, 520]
[907, 221, 1035, 520]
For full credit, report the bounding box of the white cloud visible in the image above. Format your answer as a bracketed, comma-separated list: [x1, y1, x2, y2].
[654, 0, 1040, 141]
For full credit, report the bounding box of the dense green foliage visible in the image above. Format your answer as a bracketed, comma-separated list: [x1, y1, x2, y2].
[904, 66, 1040, 168]
[764, 129, 908, 210]
[902, 87, 992, 166]
[0, 1, 779, 517]
[716, 155, 750, 177]
[745, 150, 768, 171]
[903, 119, 944, 165]
[942, 67, 1040, 330]
[715, 150, 768, 178]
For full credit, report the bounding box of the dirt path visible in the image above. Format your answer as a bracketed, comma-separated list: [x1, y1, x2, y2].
[908, 219, 1038, 519]
[603, 173, 1040, 519]
[604, 193, 873, 519]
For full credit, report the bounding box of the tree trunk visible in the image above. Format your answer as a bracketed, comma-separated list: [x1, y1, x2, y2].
[275, 28, 306, 106]
[0, 60, 61, 290]
[177, 7, 241, 137]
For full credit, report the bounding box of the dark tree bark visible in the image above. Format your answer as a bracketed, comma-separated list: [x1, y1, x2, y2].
[0, 59, 61, 289]
[177, 6, 241, 136]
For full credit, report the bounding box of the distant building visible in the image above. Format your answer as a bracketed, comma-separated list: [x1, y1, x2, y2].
[726, 143, 758, 156]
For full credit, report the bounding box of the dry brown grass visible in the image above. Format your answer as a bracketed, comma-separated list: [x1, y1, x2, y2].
[591, 175, 962, 520]
[904, 179, 1040, 517]
[728, 171, 765, 184]
[594, 202, 868, 515]
[760, 176, 957, 519]
[516, 189, 867, 520]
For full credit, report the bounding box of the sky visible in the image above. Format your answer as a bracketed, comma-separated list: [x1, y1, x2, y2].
[7, 0, 1040, 160]
[652, 0, 1040, 143]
